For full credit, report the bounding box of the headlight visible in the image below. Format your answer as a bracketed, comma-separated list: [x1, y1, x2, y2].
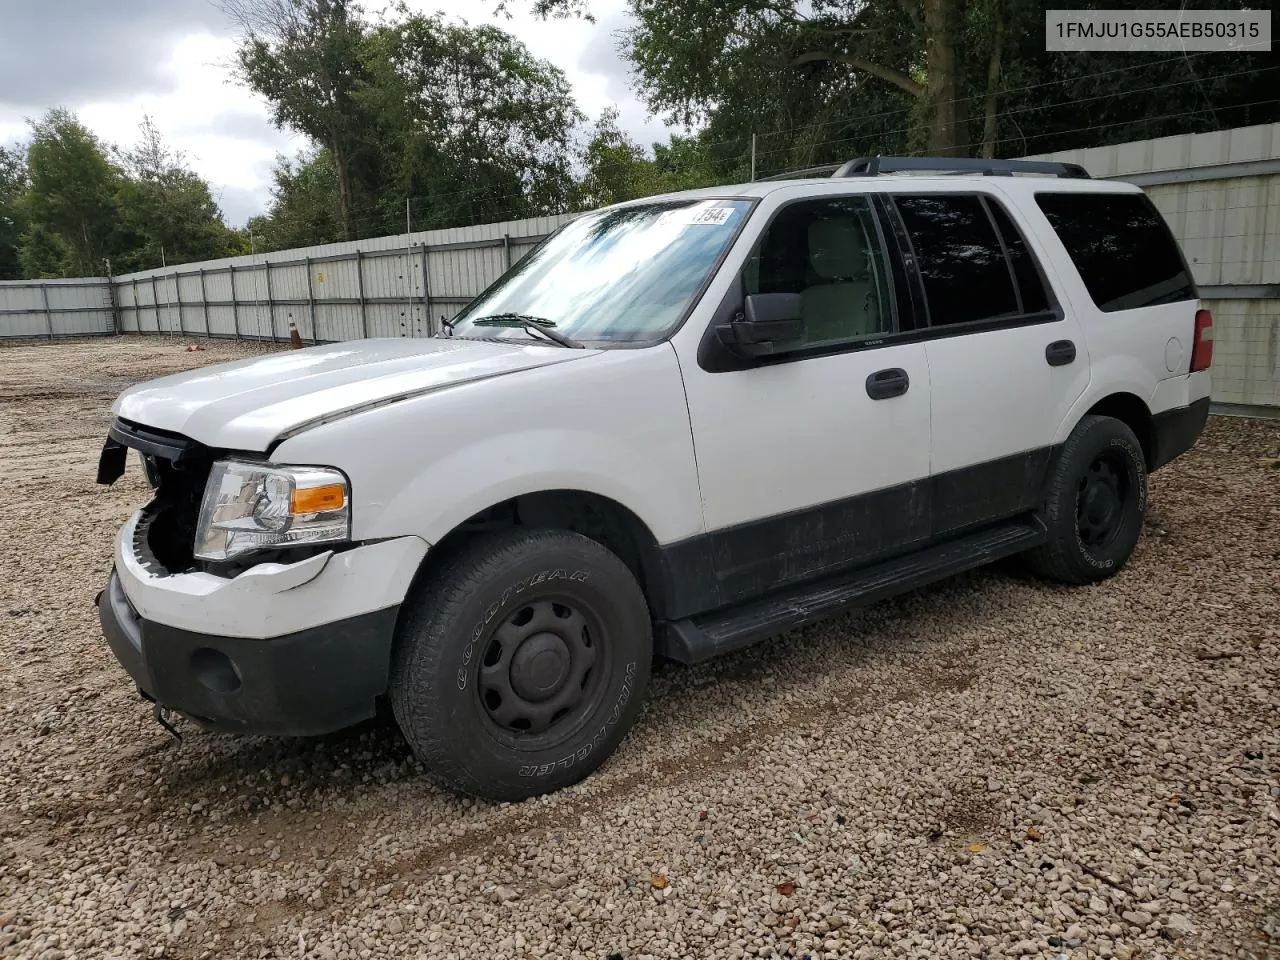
[194, 460, 350, 562]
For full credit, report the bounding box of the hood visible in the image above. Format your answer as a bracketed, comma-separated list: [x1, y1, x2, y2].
[112, 338, 596, 451]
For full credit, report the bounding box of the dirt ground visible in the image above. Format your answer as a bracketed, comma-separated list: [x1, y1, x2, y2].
[0, 335, 1277, 960]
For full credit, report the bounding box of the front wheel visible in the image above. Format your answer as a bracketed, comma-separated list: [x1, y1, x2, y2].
[390, 528, 651, 800]
[1025, 414, 1148, 585]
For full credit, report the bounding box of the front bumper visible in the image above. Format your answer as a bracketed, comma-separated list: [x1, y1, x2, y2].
[101, 509, 429, 735]
[99, 571, 399, 735]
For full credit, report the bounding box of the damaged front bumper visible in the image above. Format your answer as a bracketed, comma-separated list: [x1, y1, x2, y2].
[99, 509, 428, 736]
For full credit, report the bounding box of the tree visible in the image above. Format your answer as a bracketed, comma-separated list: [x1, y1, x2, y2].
[19, 109, 122, 278]
[357, 13, 583, 231]
[226, 0, 372, 240]
[111, 117, 240, 272]
[531, 0, 1279, 164]
[245, 148, 343, 251]
[0, 145, 26, 280]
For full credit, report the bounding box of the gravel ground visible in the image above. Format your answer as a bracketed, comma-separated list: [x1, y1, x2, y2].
[1, 335, 1277, 960]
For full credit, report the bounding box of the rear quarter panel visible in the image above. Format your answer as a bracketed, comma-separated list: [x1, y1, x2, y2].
[1012, 182, 1201, 438]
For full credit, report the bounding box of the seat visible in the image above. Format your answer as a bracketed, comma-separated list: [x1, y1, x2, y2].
[801, 219, 881, 344]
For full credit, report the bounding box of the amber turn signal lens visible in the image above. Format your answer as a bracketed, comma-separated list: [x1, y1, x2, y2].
[290, 483, 347, 515]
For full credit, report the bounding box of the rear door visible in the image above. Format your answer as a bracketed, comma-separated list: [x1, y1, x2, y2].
[885, 190, 1091, 536]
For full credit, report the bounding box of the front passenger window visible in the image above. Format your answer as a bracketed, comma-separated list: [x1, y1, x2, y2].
[745, 197, 892, 347]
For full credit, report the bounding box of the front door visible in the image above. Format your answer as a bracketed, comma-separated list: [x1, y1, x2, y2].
[679, 194, 932, 608]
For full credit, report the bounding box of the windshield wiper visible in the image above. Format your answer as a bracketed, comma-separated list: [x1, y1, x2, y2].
[470, 313, 583, 349]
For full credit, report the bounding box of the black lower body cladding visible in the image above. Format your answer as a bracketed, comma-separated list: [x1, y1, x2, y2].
[98, 570, 398, 736]
[1150, 396, 1211, 470]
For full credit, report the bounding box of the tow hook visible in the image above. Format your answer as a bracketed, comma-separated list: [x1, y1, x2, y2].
[153, 703, 183, 743]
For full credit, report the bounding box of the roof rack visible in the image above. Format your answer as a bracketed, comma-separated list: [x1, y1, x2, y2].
[755, 163, 842, 182]
[832, 156, 1091, 179]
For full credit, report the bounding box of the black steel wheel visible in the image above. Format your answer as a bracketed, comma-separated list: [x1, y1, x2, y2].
[1076, 452, 1131, 550]
[1026, 414, 1148, 584]
[478, 597, 606, 738]
[390, 528, 651, 800]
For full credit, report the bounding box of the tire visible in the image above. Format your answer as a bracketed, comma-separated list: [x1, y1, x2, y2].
[390, 528, 652, 801]
[1025, 414, 1148, 585]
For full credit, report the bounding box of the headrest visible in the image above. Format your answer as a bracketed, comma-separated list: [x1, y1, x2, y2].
[808, 219, 869, 281]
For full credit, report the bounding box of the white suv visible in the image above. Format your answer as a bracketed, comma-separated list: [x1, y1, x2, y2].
[97, 157, 1213, 799]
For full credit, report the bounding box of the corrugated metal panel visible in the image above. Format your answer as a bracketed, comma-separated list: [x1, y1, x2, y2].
[1026, 122, 1280, 179]
[0, 278, 114, 338]
[1204, 298, 1280, 408]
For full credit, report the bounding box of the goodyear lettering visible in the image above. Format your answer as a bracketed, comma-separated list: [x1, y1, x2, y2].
[456, 570, 591, 689]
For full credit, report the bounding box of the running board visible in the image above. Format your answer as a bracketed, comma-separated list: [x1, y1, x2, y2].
[657, 517, 1046, 664]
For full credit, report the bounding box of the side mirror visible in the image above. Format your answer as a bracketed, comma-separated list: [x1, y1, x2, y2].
[716, 293, 804, 357]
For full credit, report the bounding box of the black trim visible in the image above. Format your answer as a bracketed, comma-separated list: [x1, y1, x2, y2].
[657, 516, 1047, 663]
[98, 570, 397, 736]
[835, 157, 1090, 179]
[646, 445, 1058, 621]
[931, 446, 1055, 538]
[1150, 397, 1210, 471]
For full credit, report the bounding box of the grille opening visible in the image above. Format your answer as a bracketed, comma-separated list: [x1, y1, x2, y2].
[144, 456, 213, 574]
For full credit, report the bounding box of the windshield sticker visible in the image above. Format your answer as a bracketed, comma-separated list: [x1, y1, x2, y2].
[659, 206, 737, 228]
[687, 206, 735, 226]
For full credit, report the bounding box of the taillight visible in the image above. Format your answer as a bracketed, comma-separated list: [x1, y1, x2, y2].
[1191, 308, 1213, 372]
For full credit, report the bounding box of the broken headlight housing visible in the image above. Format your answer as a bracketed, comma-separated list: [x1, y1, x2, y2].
[194, 460, 350, 562]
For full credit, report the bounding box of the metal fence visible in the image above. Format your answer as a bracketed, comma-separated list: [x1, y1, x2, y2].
[111, 213, 574, 341]
[0, 212, 574, 343]
[0, 277, 115, 338]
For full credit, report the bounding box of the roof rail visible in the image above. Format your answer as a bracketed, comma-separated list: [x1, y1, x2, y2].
[832, 156, 1091, 179]
[754, 163, 842, 182]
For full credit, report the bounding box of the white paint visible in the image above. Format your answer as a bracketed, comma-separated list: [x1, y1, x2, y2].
[275, 343, 703, 547]
[104, 169, 1215, 640]
[113, 337, 594, 450]
[114, 510, 427, 638]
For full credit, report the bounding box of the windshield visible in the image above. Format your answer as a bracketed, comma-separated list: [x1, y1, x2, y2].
[448, 199, 753, 344]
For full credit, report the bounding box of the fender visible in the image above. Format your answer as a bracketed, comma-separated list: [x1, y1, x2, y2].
[272, 343, 705, 549]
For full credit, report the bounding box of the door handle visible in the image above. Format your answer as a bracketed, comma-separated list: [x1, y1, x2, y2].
[866, 367, 910, 400]
[1045, 340, 1076, 366]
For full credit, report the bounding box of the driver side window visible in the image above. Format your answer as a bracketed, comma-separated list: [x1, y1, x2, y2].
[745, 197, 893, 347]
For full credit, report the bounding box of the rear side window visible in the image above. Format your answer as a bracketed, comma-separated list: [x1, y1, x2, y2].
[894, 195, 1019, 326]
[1035, 192, 1195, 312]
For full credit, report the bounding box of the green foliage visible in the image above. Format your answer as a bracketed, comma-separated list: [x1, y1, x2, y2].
[0, 145, 26, 280]
[533, 0, 1278, 166]
[19, 109, 122, 277]
[112, 118, 240, 272]
[7, 110, 243, 279]
[241, 6, 585, 242]
[229, 0, 372, 239]
[576, 109, 720, 208]
[245, 149, 342, 252]
[358, 13, 583, 230]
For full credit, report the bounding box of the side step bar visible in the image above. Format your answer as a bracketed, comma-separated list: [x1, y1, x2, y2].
[657, 517, 1047, 664]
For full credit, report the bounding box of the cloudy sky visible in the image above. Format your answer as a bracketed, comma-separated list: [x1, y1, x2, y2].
[0, 0, 674, 226]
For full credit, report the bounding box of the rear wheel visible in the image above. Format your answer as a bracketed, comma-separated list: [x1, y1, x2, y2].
[390, 528, 651, 800]
[1026, 415, 1148, 584]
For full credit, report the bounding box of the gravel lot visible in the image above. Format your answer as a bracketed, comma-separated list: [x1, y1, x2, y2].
[1, 335, 1277, 960]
